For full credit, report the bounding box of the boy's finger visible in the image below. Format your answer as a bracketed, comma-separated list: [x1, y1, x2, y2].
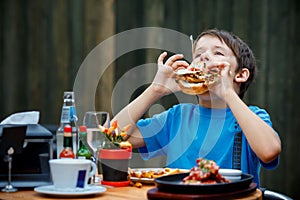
[172, 60, 189, 70]
[157, 52, 168, 65]
[165, 54, 184, 66]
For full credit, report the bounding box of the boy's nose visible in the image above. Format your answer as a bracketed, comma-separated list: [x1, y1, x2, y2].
[200, 52, 210, 62]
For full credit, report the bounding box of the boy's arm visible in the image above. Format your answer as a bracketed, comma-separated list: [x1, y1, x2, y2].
[209, 63, 281, 163]
[112, 52, 189, 148]
[113, 85, 164, 148]
[226, 90, 281, 163]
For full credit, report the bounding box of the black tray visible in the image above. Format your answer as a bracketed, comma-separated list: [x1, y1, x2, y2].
[154, 173, 254, 194]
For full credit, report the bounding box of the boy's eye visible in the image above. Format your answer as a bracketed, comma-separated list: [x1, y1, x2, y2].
[215, 51, 224, 56]
[194, 53, 201, 58]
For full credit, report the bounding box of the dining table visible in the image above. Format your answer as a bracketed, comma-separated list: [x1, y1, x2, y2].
[0, 183, 262, 200]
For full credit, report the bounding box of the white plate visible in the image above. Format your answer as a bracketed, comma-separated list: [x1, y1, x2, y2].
[129, 168, 189, 183]
[34, 185, 106, 197]
[130, 176, 156, 184]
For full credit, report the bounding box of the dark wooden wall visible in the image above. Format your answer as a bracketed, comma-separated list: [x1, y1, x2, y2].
[0, 0, 299, 198]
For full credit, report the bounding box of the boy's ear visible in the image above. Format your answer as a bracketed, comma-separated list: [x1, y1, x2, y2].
[235, 68, 250, 83]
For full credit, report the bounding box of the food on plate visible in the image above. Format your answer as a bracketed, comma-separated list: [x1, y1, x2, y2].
[182, 158, 230, 184]
[175, 62, 219, 95]
[129, 168, 186, 179]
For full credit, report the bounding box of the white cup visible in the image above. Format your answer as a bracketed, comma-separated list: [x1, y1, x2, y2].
[49, 159, 97, 190]
[219, 169, 242, 181]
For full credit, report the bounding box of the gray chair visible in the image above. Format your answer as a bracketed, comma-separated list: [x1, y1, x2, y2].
[262, 188, 293, 200]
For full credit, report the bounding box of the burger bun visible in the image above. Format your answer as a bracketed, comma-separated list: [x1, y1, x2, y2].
[177, 80, 209, 95]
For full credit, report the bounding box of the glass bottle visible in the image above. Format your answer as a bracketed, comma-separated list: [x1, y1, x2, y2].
[77, 126, 92, 160]
[56, 91, 78, 158]
[59, 125, 75, 159]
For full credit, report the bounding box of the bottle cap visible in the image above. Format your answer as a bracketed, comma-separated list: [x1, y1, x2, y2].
[79, 126, 87, 132]
[63, 91, 74, 99]
[64, 125, 72, 132]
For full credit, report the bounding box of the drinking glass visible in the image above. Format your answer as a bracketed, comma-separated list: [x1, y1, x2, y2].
[83, 111, 110, 154]
[82, 111, 110, 183]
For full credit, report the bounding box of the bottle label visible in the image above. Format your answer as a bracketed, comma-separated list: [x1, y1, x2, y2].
[70, 106, 77, 121]
[64, 132, 72, 137]
[61, 106, 71, 123]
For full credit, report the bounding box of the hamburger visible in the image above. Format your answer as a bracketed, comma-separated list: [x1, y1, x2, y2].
[175, 62, 220, 95]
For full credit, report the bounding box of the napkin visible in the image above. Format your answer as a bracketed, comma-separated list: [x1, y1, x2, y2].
[0, 111, 40, 125]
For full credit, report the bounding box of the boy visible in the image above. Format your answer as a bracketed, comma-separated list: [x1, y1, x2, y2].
[113, 29, 281, 186]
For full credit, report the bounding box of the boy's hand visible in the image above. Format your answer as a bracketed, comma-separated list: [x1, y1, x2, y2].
[151, 52, 189, 96]
[206, 61, 236, 99]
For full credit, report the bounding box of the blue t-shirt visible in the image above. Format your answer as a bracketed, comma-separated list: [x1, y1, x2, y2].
[137, 103, 279, 187]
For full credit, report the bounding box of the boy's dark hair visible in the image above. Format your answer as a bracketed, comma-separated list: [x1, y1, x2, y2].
[194, 29, 257, 99]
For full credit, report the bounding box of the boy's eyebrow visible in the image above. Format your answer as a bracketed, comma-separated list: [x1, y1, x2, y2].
[194, 46, 204, 52]
[195, 45, 227, 52]
[213, 45, 227, 51]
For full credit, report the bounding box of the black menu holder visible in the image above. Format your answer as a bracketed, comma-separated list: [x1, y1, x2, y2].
[0, 124, 53, 188]
[0, 126, 27, 192]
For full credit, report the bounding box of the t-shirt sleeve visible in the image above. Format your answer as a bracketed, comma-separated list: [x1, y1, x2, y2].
[136, 110, 171, 160]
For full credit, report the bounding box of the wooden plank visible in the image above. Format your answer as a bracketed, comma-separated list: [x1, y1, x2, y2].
[84, 0, 115, 118]
[260, 0, 290, 194]
[14, 1, 28, 112]
[53, 0, 70, 89]
[1, 0, 21, 115]
[39, 0, 65, 123]
[113, 0, 143, 116]
[25, 0, 42, 114]
[179, 0, 196, 35]
[69, 0, 85, 83]
[0, 1, 3, 116]
[214, 0, 234, 30]
[68, 0, 85, 122]
[279, 0, 300, 197]
[144, 0, 164, 100]
[246, 0, 268, 107]
[144, 0, 164, 70]
[232, 0, 251, 41]
[164, 0, 180, 30]
[196, 0, 217, 31]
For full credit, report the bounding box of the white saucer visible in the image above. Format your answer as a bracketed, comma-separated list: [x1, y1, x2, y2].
[34, 185, 106, 197]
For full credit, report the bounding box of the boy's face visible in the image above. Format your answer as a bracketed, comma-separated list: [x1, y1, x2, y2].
[193, 35, 238, 72]
[192, 35, 240, 100]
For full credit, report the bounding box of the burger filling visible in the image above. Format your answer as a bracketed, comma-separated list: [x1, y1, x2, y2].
[176, 70, 219, 85]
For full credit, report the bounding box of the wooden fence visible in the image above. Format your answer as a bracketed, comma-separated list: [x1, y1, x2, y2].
[0, 0, 299, 198]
